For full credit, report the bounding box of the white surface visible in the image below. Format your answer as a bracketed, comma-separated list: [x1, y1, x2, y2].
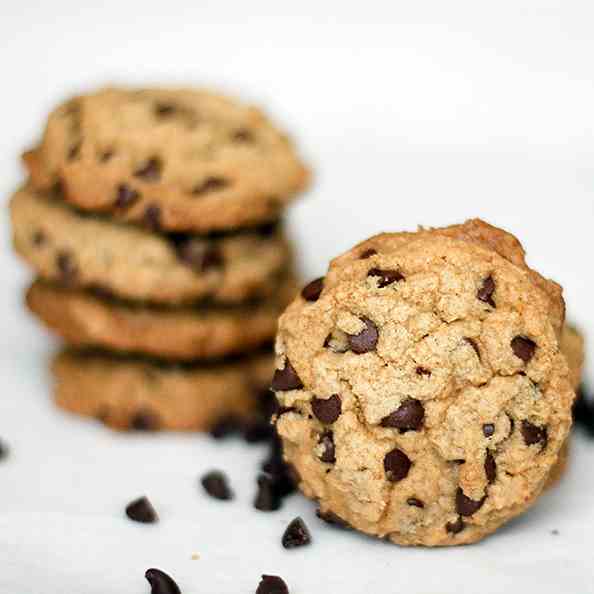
[1, 2, 594, 592]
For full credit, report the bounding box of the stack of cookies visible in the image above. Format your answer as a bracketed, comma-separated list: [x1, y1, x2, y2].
[10, 87, 308, 431]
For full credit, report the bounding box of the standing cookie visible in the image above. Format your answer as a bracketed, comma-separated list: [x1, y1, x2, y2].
[273, 219, 574, 546]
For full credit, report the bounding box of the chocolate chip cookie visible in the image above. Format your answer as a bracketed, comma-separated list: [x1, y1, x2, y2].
[23, 87, 309, 232]
[11, 184, 291, 305]
[273, 219, 575, 546]
[27, 277, 297, 360]
[52, 349, 273, 431]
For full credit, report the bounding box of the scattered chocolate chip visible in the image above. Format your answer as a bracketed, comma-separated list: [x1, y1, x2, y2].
[301, 277, 324, 302]
[115, 184, 139, 209]
[201, 470, 233, 501]
[145, 568, 181, 594]
[311, 395, 342, 424]
[316, 507, 350, 528]
[143, 204, 162, 231]
[131, 411, 160, 431]
[455, 487, 486, 516]
[232, 128, 254, 142]
[125, 496, 159, 523]
[0, 439, 9, 461]
[511, 336, 536, 363]
[416, 366, 431, 376]
[243, 419, 274, 443]
[573, 386, 594, 436]
[483, 423, 495, 438]
[271, 361, 303, 391]
[384, 448, 412, 482]
[407, 497, 424, 508]
[32, 230, 46, 246]
[485, 451, 496, 484]
[134, 157, 162, 182]
[174, 238, 223, 272]
[282, 517, 311, 549]
[477, 275, 496, 307]
[318, 431, 336, 464]
[465, 337, 481, 360]
[367, 268, 405, 287]
[521, 420, 547, 447]
[254, 473, 282, 511]
[347, 317, 378, 354]
[359, 248, 377, 259]
[256, 575, 289, 594]
[68, 142, 81, 160]
[380, 399, 424, 431]
[154, 102, 177, 117]
[209, 415, 242, 439]
[192, 176, 229, 195]
[446, 516, 465, 535]
[56, 251, 78, 283]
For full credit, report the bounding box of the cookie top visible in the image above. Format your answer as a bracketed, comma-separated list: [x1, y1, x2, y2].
[273, 219, 574, 546]
[24, 87, 309, 232]
[11, 184, 291, 305]
[27, 277, 297, 360]
[52, 349, 273, 431]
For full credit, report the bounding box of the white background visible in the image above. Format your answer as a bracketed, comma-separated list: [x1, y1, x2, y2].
[1, 2, 593, 593]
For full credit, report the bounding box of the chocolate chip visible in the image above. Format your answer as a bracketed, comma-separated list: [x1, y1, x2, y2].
[347, 317, 378, 354]
[367, 268, 405, 287]
[316, 507, 350, 528]
[174, 238, 223, 272]
[115, 184, 139, 209]
[446, 516, 465, 534]
[271, 360, 303, 391]
[143, 204, 162, 231]
[482, 423, 495, 438]
[477, 275, 496, 307]
[573, 386, 594, 437]
[201, 470, 233, 501]
[301, 277, 324, 302]
[130, 411, 160, 431]
[455, 487, 486, 516]
[416, 366, 431, 376]
[243, 419, 274, 444]
[521, 420, 548, 447]
[125, 496, 159, 523]
[282, 517, 312, 549]
[311, 395, 342, 424]
[56, 251, 78, 284]
[407, 497, 424, 508]
[209, 415, 242, 439]
[134, 157, 162, 182]
[32, 230, 46, 246]
[260, 436, 298, 500]
[465, 337, 481, 360]
[254, 473, 282, 511]
[154, 102, 177, 117]
[452, 459, 466, 465]
[485, 451, 496, 484]
[384, 448, 412, 482]
[511, 336, 536, 363]
[256, 575, 289, 594]
[359, 248, 377, 259]
[192, 177, 229, 195]
[0, 439, 9, 461]
[232, 128, 254, 142]
[318, 431, 336, 464]
[144, 568, 181, 594]
[380, 399, 424, 431]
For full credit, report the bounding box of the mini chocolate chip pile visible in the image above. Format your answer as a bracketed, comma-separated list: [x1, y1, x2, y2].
[10, 86, 309, 431]
[272, 219, 584, 546]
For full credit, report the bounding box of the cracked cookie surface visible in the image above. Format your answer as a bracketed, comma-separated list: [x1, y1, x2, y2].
[23, 87, 309, 232]
[273, 219, 574, 546]
[11, 184, 291, 305]
[27, 277, 297, 361]
[52, 349, 273, 431]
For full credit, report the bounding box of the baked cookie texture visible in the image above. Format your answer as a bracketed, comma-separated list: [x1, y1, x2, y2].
[52, 350, 273, 431]
[273, 219, 575, 546]
[23, 87, 309, 232]
[27, 277, 297, 361]
[10, 184, 291, 305]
